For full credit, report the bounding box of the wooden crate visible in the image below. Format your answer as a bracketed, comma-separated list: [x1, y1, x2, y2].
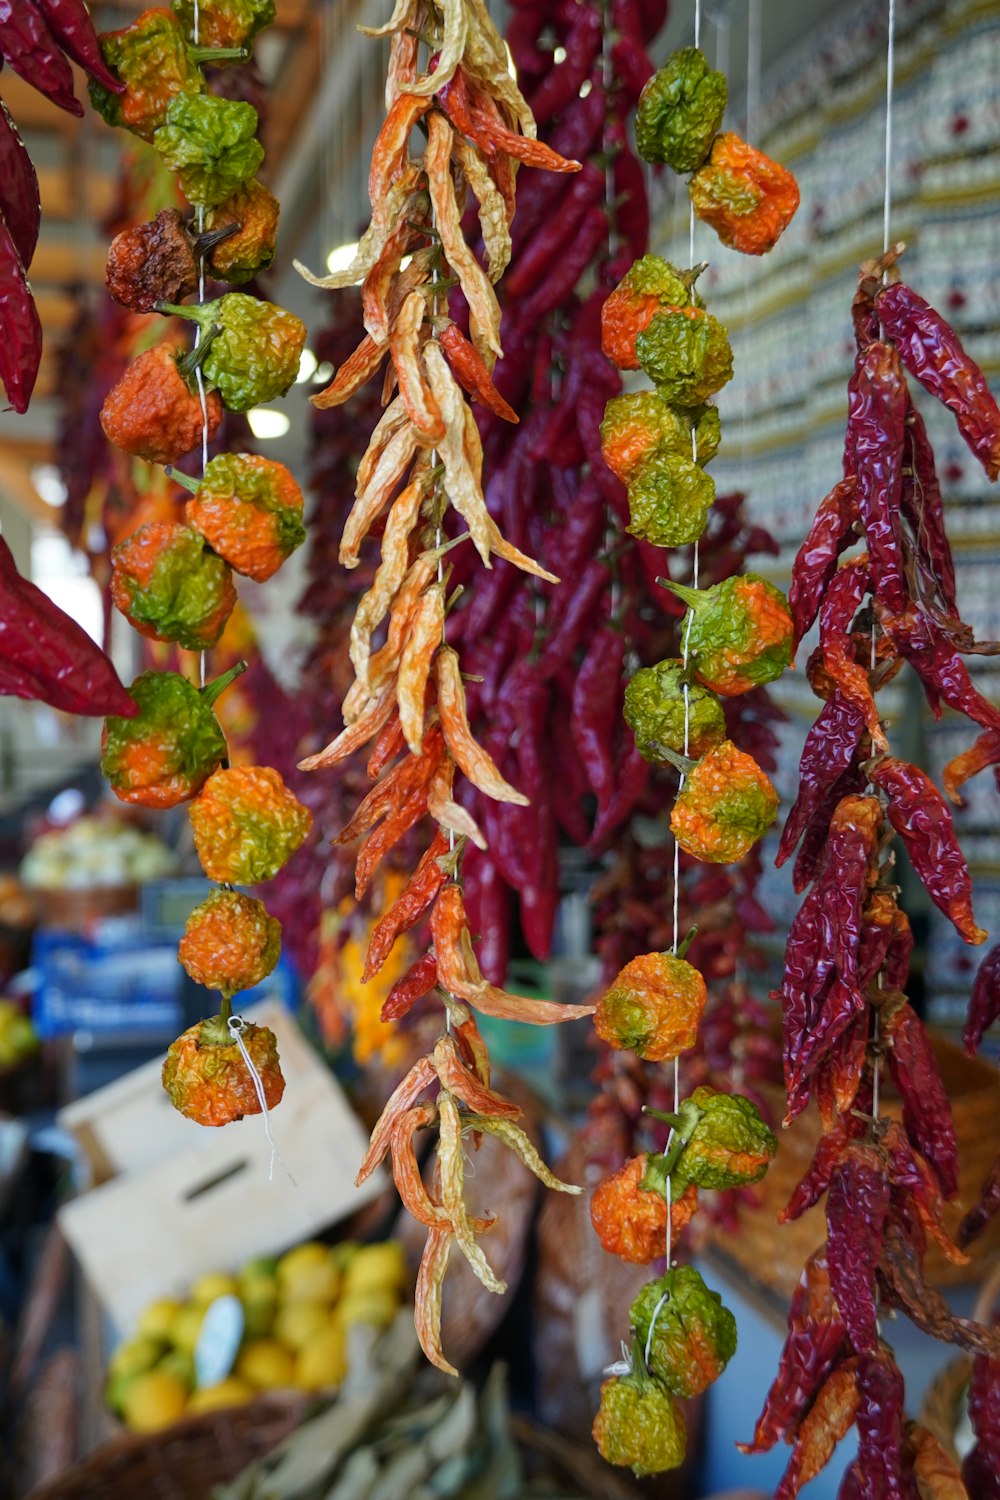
[57, 1001, 385, 1338]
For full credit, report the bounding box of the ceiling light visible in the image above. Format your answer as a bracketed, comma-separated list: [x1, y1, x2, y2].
[30, 463, 68, 508]
[553, 45, 567, 62]
[296, 348, 318, 383]
[326, 241, 360, 276]
[247, 408, 290, 440]
[579, 79, 592, 98]
[312, 361, 335, 385]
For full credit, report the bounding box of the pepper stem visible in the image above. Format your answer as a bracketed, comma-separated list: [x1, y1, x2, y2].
[193, 222, 241, 257]
[201, 660, 247, 708]
[659, 745, 697, 777]
[657, 578, 703, 611]
[675, 925, 698, 960]
[164, 464, 200, 494]
[189, 44, 249, 63]
[175, 326, 221, 386]
[157, 298, 220, 327]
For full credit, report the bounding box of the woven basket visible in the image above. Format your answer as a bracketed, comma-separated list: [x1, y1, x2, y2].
[23, 1394, 308, 1500]
[706, 1030, 1000, 1301]
[918, 1256, 1000, 1465]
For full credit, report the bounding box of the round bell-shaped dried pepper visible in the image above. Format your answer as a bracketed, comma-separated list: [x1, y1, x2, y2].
[670, 1085, 777, 1190]
[595, 952, 707, 1062]
[111, 522, 236, 651]
[690, 132, 800, 257]
[178, 889, 281, 994]
[601, 392, 720, 484]
[101, 665, 241, 808]
[636, 306, 734, 408]
[626, 443, 715, 547]
[153, 94, 264, 208]
[162, 1012, 284, 1126]
[601, 255, 703, 370]
[635, 47, 728, 171]
[179, 452, 305, 581]
[88, 9, 204, 142]
[160, 293, 306, 412]
[189, 765, 312, 884]
[624, 658, 726, 762]
[630, 1266, 738, 1397]
[590, 1153, 699, 1264]
[202, 179, 280, 284]
[172, 0, 276, 53]
[593, 1373, 687, 1477]
[100, 343, 224, 464]
[671, 739, 779, 864]
[664, 573, 794, 695]
[105, 209, 198, 313]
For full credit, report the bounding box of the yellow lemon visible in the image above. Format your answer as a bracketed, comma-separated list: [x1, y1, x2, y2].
[341, 1242, 406, 1298]
[337, 1290, 399, 1330]
[187, 1376, 255, 1415]
[171, 1304, 206, 1355]
[240, 1254, 278, 1279]
[121, 1370, 188, 1432]
[272, 1300, 330, 1353]
[236, 1338, 297, 1390]
[137, 1298, 185, 1344]
[329, 1241, 360, 1272]
[277, 1243, 338, 1298]
[158, 1349, 195, 1392]
[294, 1323, 347, 1392]
[191, 1271, 239, 1305]
[240, 1288, 276, 1339]
[108, 1335, 165, 1380]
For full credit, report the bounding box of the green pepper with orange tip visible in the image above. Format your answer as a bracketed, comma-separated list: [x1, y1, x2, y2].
[635, 47, 727, 172]
[627, 443, 715, 547]
[653, 1085, 777, 1190]
[601, 255, 704, 370]
[101, 664, 243, 809]
[636, 305, 734, 408]
[670, 739, 779, 863]
[162, 1011, 284, 1126]
[662, 573, 794, 695]
[202, 179, 280, 284]
[593, 1370, 687, 1477]
[600, 392, 720, 484]
[690, 132, 800, 256]
[594, 951, 707, 1062]
[157, 293, 306, 411]
[630, 1266, 738, 1397]
[153, 94, 264, 208]
[179, 889, 281, 994]
[110, 522, 236, 650]
[624, 658, 726, 762]
[171, 453, 305, 582]
[189, 764, 312, 884]
[591, 1155, 699, 1264]
[88, 9, 204, 142]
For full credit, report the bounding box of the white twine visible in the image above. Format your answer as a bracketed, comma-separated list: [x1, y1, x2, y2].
[604, 1339, 633, 1378]
[883, 0, 896, 257]
[228, 1015, 296, 1184]
[643, 1289, 670, 1367]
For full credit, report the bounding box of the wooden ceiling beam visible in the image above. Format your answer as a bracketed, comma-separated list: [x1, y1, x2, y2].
[29, 242, 106, 287]
[36, 167, 117, 223]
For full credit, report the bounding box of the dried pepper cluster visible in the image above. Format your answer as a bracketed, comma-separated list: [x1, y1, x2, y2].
[294, 0, 599, 1375]
[588, 43, 799, 1479]
[635, 47, 800, 256]
[92, 0, 310, 1127]
[752, 244, 1000, 1491]
[0, 0, 125, 410]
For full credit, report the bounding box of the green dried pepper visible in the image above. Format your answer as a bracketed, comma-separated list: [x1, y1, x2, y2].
[635, 47, 728, 172]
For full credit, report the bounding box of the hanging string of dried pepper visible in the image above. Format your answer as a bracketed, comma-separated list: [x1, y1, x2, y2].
[91, 0, 310, 1128]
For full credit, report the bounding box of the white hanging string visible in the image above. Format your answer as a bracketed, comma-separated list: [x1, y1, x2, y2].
[228, 1015, 296, 1184]
[882, 0, 896, 257]
[192, 0, 210, 691]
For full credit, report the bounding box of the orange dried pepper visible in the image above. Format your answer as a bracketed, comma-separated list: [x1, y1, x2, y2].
[162, 1013, 284, 1126]
[178, 889, 281, 995]
[189, 765, 312, 884]
[110, 522, 236, 651]
[670, 739, 779, 864]
[180, 452, 306, 583]
[590, 1154, 699, 1264]
[689, 131, 800, 257]
[594, 952, 707, 1062]
[100, 343, 223, 464]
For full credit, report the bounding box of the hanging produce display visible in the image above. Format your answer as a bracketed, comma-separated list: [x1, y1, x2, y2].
[742, 245, 1000, 1493]
[0, 0, 123, 411]
[91, 0, 309, 1128]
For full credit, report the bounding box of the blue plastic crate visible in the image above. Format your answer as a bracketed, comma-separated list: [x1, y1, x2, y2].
[31, 920, 184, 1039]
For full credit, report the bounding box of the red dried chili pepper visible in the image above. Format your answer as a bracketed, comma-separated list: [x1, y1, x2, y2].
[0, 213, 42, 413]
[877, 602, 1000, 735]
[847, 341, 908, 614]
[33, 0, 124, 93]
[437, 322, 518, 422]
[380, 950, 439, 1022]
[818, 559, 886, 750]
[881, 1120, 966, 1266]
[882, 1001, 959, 1199]
[879, 1210, 1000, 1358]
[0, 538, 136, 717]
[570, 624, 624, 816]
[0, 101, 40, 271]
[964, 940, 1000, 1056]
[779, 1110, 866, 1224]
[964, 1341, 1000, 1499]
[944, 726, 1000, 808]
[826, 1143, 891, 1355]
[0, 3, 81, 115]
[364, 830, 452, 980]
[776, 692, 866, 869]
[871, 756, 985, 945]
[876, 280, 1000, 482]
[787, 476, 858, 646]
[958, 1152, 1000, 1249]
[525, 3, 602, 124]
[902, 397, 958, 615]
[439, 66, 581, 173]
[853, 1348, 915, 1500]
[739, 1250, 849, 1453]
[504, 163, 605, 300]
[791, 760, 868, 895]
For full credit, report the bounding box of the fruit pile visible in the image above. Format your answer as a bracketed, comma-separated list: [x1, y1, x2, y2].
[89, 0, 313, 1125]
[0, 999, 39, 1072]
[105, 1239, 408, 1432]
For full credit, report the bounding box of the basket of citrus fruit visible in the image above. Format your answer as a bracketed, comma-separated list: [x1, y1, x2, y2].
[105, 1237, 409, 1434]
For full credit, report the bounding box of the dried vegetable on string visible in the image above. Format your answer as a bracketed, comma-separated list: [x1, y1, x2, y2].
[587, 44, 799, 1477]
[752, 242, 1000, 1492]
[293, 0, 601, 1376]
[0, 0, 123, 409]
[91, 0, 310, 1127]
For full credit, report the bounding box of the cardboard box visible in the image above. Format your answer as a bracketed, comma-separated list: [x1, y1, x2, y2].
[58, 1001, 385, 1337]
